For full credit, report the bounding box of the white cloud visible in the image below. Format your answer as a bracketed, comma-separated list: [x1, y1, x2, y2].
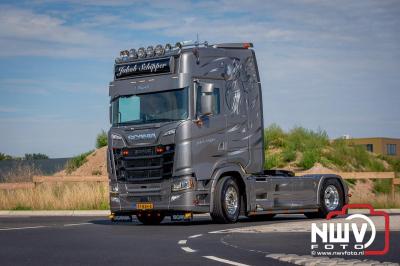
[0, 7, 105, 45]
[0, 6, 121, 58]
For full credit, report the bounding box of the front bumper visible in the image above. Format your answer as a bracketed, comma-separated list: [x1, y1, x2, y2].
[109, 179, 210, 215]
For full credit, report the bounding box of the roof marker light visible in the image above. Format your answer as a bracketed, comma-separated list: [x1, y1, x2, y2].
[175, 42, 182, 49]
[137, 47, 146, 58]
[243, 43, 253, 49]
[165, 43, 172, 52]
[154, 44, 164, 56]
[146, 46, 154, 57]
[120, 50, 129, 57]
[129, 48, 137, 59]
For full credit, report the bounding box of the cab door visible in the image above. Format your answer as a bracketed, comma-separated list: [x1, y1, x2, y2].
[190, 80, 227, 179]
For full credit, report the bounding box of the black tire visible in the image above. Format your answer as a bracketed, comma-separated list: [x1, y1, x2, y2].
[211, 176, 241, 223]
[305, 179, 344, 219]
[137, 213, 165, 225]
[248, 214, 276, 221]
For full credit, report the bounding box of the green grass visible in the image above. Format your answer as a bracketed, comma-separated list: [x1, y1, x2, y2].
[65, 150, 94, 174]
[12, 205, 33, 211]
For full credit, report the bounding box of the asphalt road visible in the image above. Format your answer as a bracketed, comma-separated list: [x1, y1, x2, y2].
[0, 214, 398, 266]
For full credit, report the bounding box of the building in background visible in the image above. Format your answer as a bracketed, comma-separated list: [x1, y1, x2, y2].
[346, 137, 400, 158]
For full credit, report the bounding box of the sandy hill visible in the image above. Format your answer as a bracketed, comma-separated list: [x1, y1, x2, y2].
[57, 147, 107, 176]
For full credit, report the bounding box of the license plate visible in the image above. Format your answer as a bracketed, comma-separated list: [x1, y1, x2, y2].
[136, 202, 153, 210]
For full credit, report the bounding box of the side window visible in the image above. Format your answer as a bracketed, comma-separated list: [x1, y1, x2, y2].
[196, 87, 220, 116]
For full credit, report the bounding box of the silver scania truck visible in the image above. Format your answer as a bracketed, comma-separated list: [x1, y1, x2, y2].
[107, 41, 349, 224]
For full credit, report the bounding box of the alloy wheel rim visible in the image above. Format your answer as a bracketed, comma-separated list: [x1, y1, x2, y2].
[224, 186, 239, 216]
[324, 185, 339, 211]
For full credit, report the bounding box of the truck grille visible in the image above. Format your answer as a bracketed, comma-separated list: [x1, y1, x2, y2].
[113, 146, 174, 182]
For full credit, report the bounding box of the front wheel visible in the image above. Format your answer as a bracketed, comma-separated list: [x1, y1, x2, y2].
[305, 179, 344, 219]
[211, 176, 241, 223]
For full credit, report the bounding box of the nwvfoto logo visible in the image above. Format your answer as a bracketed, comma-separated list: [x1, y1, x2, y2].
[310, 204, 390, 256]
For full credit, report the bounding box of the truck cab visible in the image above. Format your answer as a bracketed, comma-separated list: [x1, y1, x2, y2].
[108, 41, 349, 224]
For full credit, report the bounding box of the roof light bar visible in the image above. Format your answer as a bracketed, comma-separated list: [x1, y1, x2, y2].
[116, 40, 257, 64]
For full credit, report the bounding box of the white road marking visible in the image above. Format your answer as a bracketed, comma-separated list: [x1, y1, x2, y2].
[208, 229, 234, 234]
[63, 223, 92, 227]
[188, 234, 202, 238]
[203, 256, 250, 266]
[178, 240, 187, 245]
[181, 247, 196, 253]
[0, 225, 47, 231]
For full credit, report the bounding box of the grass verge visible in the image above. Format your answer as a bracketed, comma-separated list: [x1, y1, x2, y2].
[0, 182, 109, 210]
[350, 191, 400, 209]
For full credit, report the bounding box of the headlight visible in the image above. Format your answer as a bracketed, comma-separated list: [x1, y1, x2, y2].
[110, 197, 120, 203]
[163, 129, 176, 136]
[171, 177, 194, 192]
[111, 133, 123, 140]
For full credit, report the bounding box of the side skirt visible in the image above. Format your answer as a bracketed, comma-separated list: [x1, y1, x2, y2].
[247, 208, 318, 216]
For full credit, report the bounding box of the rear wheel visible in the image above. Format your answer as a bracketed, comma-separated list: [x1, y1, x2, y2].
[305, 179, 344, 219]
[137, 213, 165, 225]
[211, 176, 241, 223]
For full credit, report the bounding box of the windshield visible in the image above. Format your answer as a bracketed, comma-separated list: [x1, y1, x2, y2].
[111, 87, 188, 125]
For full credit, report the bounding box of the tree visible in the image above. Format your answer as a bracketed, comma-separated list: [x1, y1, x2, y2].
[96, 130, 108, 149]
[0, 153, 12, 160]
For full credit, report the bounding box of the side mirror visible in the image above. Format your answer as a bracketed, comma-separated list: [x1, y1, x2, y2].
[199, 82, 214, 116]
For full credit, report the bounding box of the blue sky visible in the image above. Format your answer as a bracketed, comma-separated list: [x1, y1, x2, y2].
[0, 0, 399, 158]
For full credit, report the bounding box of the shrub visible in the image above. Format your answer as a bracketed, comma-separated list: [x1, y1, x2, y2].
[264, 124, 285, 148]
[282, 147, 296, 162]
[378, 155, 400, 172]
[96, 130, 108, 149]
[264, 152, 283, 169]
[286, 127, 329, 152]
[65, 150, 93, 174]
[298, 149, 319, 170]
[368, 159, 385, 172]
